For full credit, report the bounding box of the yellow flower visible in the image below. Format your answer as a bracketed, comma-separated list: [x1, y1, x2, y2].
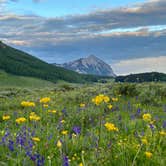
[92, 94, 110, 105]
[80, 103, 85, 108]
[61, 130, 68, 135]
[32, 137, 40, 142]
[43, 104, 48, 108]
[40, 97, 51, 104]
[112, 97, 118, 102]
[107, 104, 113, 109]
[57, 140, 62, 148]
[142, 113, 152, 122]
[21, 101, 35, 107]
[159, 131, 166, 136]
[29, 112, 41, 121]
[16, 117, 26, 124]
[60, 120, 65, 123]
[104, 122, 119, 132]
[145, 151, 152, 158]
[79, 163, 83, 166]
[141, 138, 148, 145]
[103, 96, 110, 103]
[2, 115, 10, 121]
[48, 110, 57, 114]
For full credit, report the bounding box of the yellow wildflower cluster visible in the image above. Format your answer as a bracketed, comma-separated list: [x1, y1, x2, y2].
[21, 101, 35, 107]
[104, 122, 119, 132]
[29, 112, 41, 121]
[2, 115, 10, 121]
[48, 110, 57, 113]
[40, 97, 51, 104]
[32, 137, 40, 142]
[16, 117, 26, 124]
[145, 151, 152, 158]
[142, 113, 152, 122]
[92, 94, 110, 105]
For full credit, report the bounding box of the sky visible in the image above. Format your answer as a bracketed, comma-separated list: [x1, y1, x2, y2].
[0, 0, 166, 75]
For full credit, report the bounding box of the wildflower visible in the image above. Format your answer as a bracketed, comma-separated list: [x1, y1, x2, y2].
[57, 140, 62, 148]
[80, 103, 85, 108]
[60, 120, 65, 123]
[104, 122, 119, 132]
[141, 138, 148, 145]
[72, 126, 81, 135]
[15, 117, 26, 124]
[40, 97, 51, 104]
[61, 130, 68, 135]
[107, 104, 113, 109]
[48, 110, 57, 114]
[29, 112, 40, 121]
[79, 163, 83, 166]
[63, 156, 69, 166]
[145, 151, 152, 158]
[142, 113, 152, 122]
[112, 97, 118, 102]
[21, 101, 35, 107]
[92, 94, 110, 105]
[159, 131, 166, 136]
[103, 96, 110, 103]
[72, 133, 77, 138]
[2, 115, 10, 121]
[43, 104, 48, 108]
[32, 137, 40, 142]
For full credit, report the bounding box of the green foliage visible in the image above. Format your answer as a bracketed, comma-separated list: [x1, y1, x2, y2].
[114, 83, 139, 96]
[115, 72, 166, 83]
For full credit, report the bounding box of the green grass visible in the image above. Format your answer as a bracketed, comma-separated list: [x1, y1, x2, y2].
[0, 82, 165, 166]
[0, 70, 55, 88]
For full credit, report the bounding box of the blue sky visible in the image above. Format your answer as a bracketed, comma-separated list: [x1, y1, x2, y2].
[1, 0, 166, 75]
[7, 0, 146, 17]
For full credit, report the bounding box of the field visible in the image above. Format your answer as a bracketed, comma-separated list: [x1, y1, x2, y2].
[0, 82, 166, 166]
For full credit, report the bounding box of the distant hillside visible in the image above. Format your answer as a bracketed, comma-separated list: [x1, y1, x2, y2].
[0, 70, 55, 88]
[0, 41, 108, 83]
[115, 72, 166, 82]
[54, 55, 116, 77]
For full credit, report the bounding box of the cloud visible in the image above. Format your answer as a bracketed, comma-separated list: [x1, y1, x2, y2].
[0, 0, 166, 73]
[112, 56, 166, 75]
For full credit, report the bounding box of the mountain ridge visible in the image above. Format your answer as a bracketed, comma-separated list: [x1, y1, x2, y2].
[54, 55, 116, 77]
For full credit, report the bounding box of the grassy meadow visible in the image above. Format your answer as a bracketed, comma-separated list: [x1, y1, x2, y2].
[0, 82, 166, 166]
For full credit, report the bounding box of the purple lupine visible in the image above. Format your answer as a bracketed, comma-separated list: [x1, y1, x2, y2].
[63, 155, 69, 166]
[136, 108, 141, 115]
[72, 126, 81, 135]
[8, 140, 14, 151]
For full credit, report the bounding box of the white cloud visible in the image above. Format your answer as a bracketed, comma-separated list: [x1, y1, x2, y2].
[112, 56, 166, 75]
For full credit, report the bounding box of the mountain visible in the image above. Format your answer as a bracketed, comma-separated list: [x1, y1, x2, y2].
[115, 72, 166, 82]
[54, 55, 116, 77]
[0, 41, 109, 83]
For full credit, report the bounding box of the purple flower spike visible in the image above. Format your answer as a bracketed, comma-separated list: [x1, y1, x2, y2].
[72, 126, 81, 135]
[63, 155, 69, 166]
